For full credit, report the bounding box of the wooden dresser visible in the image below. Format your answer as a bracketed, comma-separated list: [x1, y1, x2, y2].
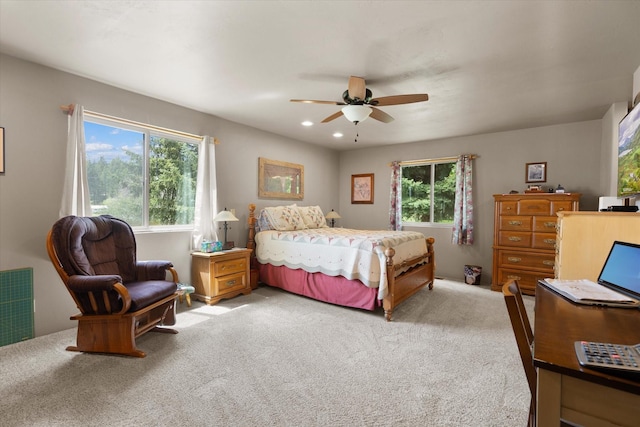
[491, 193, 580, 295]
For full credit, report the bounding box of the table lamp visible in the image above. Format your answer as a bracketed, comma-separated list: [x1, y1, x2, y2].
[325, 209, 341, 228]
[213, 208, 239, 250]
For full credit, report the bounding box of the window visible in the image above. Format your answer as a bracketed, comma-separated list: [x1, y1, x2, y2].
[401, 161, 456, 225]
[84, 117, 199, 229]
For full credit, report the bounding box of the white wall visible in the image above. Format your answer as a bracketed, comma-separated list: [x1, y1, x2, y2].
[0, 54, 339, 336]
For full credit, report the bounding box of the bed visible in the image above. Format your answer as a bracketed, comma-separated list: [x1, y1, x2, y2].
[246, 204, 435, 321]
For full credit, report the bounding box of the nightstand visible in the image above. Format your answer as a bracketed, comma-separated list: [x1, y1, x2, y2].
[191, 248, 251, 305]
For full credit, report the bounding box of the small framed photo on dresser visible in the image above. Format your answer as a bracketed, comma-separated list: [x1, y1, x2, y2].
[525, 162, 546, 183]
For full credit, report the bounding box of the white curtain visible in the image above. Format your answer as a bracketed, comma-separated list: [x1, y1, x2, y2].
[191, 135, 218, 250]
[59, 104, 92, 217]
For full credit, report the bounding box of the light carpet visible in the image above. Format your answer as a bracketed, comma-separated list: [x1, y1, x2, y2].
[0, 279, 532, 426]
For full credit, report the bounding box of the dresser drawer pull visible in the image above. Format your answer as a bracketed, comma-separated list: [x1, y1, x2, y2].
[507, 257, 522, 263]
[557, 207, 565, 211]
[508, 220, 522, 226]
[508, 236, 522, 242]
[544, 222, 556, 228]
[543, 238, 556, 244]
[225, 279, 237, 286]
[507, 275, 521, 280]
[543, 260, 554, 266]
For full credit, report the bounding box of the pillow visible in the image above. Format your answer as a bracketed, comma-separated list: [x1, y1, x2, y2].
[298, 205, 328, 229]
[262, 205, 307, 231]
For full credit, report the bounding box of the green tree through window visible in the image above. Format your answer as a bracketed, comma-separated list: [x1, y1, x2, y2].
[401, 161, 456, 224]
[84, 119, 199, 228]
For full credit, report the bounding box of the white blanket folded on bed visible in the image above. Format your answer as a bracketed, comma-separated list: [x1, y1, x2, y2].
[255, 228, 428, 299]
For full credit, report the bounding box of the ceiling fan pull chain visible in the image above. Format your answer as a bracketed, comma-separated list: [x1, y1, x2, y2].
[355, 123, 359, 143]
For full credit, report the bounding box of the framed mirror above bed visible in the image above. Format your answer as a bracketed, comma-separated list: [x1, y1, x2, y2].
[258, 157, 304, 200]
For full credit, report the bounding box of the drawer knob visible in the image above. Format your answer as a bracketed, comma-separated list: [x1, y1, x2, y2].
[543, 238, 556, 244]
[507, 257, 522, 263]
[558, 207, 565, 211]
[226, 279, 237, 286]
[508, 220, 522, 226]
[543, 260, 554, 266]
[508, 236, 522, 242]
[507, 275, 521, 280]
[544, 222, 556, 228]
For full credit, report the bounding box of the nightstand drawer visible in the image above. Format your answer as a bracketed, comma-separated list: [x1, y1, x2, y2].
[214, 272, 247, 294]
[214, 257, 247, 277]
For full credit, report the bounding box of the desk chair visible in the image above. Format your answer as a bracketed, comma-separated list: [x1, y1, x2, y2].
[503, 280, 537, 427]
[503, 280, 580, 427]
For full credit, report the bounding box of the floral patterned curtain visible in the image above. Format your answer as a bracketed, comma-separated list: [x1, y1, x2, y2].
[389, 161, 402, 230]
[451, 155, 474, 245]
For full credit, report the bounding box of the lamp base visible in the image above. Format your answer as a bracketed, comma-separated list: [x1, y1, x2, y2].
[222, 241, 234, 250]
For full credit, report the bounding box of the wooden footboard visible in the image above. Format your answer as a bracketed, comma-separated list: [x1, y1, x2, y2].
[247, 204, 435, 321]
[382, 237, 435, 321]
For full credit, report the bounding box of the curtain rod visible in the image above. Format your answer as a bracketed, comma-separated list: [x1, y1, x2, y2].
[60, 104, 219, 144]
[389, 154, 478, 167]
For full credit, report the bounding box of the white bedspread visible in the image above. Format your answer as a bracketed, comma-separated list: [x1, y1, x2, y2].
[255, 228, 428, 299]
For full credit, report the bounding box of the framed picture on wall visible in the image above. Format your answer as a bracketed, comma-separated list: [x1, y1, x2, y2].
[351, 173, 374, 204]
[525, 162, 546, 183]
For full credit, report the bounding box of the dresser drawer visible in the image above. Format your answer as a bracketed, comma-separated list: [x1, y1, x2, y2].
[533, 216, 557, 232]
[498, 268, 548, 295]
[214, 271, 247, 295]
[551, 201, 573, 215]
[518, 199, 551, 215]
[498, 231, 532, 248]
[500, 201, 518, 215]
[498, 250, 555, 271]
[500, 215, 532, 231]
[213, 257, 247, 277]
[532, 233, 557, 250]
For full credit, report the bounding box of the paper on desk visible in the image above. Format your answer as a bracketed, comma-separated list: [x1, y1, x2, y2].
[542, 278, 639, 304]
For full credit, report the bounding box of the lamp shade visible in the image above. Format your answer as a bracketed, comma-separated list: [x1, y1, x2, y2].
[325, 210, 341, 219]
[341, 105, 372, 123]
[213, 209, 239, 222]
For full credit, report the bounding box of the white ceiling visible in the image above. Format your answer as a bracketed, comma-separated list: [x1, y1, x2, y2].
[1, 1, 640, 150]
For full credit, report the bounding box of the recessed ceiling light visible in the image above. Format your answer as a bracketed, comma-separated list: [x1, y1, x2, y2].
[333, 132, 343, 138]
[301, 121, 313, 127]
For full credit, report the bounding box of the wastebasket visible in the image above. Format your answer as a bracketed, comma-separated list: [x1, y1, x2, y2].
[464, 265, 482, 285]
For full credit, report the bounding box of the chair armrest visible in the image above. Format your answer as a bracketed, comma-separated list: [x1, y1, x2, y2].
[66, 275, 131, 315]
[136, 260, 175, 281]
[67, 275, 123, 293]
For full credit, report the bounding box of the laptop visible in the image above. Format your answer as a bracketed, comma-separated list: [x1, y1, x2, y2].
[540, 240, 640, 308]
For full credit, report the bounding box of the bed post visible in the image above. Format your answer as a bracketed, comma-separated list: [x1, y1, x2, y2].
[247, 204, 258, 289]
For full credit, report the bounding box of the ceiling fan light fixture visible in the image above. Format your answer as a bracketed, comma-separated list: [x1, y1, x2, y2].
[341, 105, 372, 123]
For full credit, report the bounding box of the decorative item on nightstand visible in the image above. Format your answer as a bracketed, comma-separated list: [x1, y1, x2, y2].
[325, 209, 341, 228]
[213, 208, 239, 250]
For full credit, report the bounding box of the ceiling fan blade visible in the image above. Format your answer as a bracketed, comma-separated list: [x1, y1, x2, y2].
[370, 94, 429, 106]
[321, 110, 344, 123]
[290, 99, 345, 105]
[370, 107, 394, 123]
[348, 76, 366, 101]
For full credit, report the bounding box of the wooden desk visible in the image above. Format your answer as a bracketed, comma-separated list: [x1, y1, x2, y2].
[534, 283, 640, 426]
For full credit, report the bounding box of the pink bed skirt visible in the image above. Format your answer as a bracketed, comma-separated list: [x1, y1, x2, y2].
[258, 263, 379, 311]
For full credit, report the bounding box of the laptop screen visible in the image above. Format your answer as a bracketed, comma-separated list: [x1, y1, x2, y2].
[597, 241, 640, 299]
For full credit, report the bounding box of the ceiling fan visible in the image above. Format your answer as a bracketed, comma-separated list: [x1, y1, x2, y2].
[290, 76, 429, 124]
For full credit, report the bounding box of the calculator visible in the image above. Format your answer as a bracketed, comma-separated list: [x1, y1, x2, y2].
[574, 341, 640, 373]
